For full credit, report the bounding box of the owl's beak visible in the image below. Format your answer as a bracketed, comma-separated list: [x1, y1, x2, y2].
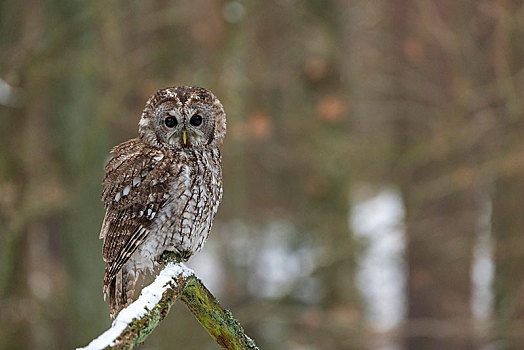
[182, 130, 188, 147]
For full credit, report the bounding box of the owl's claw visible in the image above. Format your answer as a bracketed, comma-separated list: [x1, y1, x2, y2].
[158, 249, 193, 263]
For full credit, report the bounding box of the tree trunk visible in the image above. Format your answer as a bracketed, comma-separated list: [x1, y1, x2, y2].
[388, 0, 478, 348]
[491, 1, 524, 347]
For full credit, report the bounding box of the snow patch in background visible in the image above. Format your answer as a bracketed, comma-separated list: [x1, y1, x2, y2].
[0, 78, 23, 107]
[350, 185, 495, 337]
[187, 239, 224, 294]
[0, 79, 12, 106]
[247, 221, 318, 302]
[350, 185, 406, 331]
[472, 197, 494, 321]
[195, 220, 319, 303]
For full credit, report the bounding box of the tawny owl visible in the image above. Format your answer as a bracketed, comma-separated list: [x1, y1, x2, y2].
[99, 86, 226, 317]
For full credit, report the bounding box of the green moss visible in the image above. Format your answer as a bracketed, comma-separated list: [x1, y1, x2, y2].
[180, 276, 259, 350]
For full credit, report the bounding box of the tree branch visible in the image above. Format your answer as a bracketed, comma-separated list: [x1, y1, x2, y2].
[78, 254, 258, 350]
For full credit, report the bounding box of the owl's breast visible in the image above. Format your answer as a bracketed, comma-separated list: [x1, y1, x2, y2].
[150, 148, 222, 258]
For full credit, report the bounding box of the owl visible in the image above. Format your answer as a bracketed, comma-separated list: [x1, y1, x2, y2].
[99, 86, 226, 317]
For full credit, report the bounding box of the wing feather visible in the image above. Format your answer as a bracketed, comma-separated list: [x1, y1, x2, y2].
[100, 138, 175, 289]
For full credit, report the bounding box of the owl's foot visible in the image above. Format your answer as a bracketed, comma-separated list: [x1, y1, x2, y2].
[158, 250, 186, 264]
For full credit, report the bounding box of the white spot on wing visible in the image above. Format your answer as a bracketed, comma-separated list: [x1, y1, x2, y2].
[123, 186, 131, 196]
[133, 177, 141, 186]
[115, 192, 121, 202]
[153, 154, 164, 162]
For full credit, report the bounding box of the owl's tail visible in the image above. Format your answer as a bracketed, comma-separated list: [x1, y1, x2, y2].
[103, 265, 137, 318]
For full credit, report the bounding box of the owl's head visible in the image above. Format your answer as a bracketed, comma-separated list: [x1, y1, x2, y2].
[138, 86, 226, 149]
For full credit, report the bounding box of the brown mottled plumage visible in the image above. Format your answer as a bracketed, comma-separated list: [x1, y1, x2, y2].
[100, 86, 226, 317]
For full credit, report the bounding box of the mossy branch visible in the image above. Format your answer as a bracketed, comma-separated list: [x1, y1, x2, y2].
[78, 252, 258, 350]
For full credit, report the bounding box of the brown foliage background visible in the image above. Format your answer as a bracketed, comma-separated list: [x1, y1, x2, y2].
[1, 1, 523, 349]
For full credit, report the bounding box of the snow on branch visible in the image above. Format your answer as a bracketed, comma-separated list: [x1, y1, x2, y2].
[78, 254, 258, 350]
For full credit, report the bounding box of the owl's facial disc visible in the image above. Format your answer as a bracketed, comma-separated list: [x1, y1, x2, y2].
[174, 126, 206, 148]
[165, 119, 206, 148]
[167, 129, 191, 148]
[148, 100, 213, 149]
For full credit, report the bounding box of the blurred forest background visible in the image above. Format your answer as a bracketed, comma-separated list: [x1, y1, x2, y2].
[1, 0, 524, 349]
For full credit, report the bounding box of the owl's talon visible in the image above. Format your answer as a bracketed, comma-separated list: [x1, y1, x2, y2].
[158, 250, 183, 263]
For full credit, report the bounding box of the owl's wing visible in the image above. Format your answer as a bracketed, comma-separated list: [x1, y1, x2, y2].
[100, 138, 174, 288]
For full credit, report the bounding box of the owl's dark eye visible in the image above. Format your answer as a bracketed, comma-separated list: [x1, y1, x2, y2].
[190, 114, 203, 126]
[165, 116, 177, 128]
